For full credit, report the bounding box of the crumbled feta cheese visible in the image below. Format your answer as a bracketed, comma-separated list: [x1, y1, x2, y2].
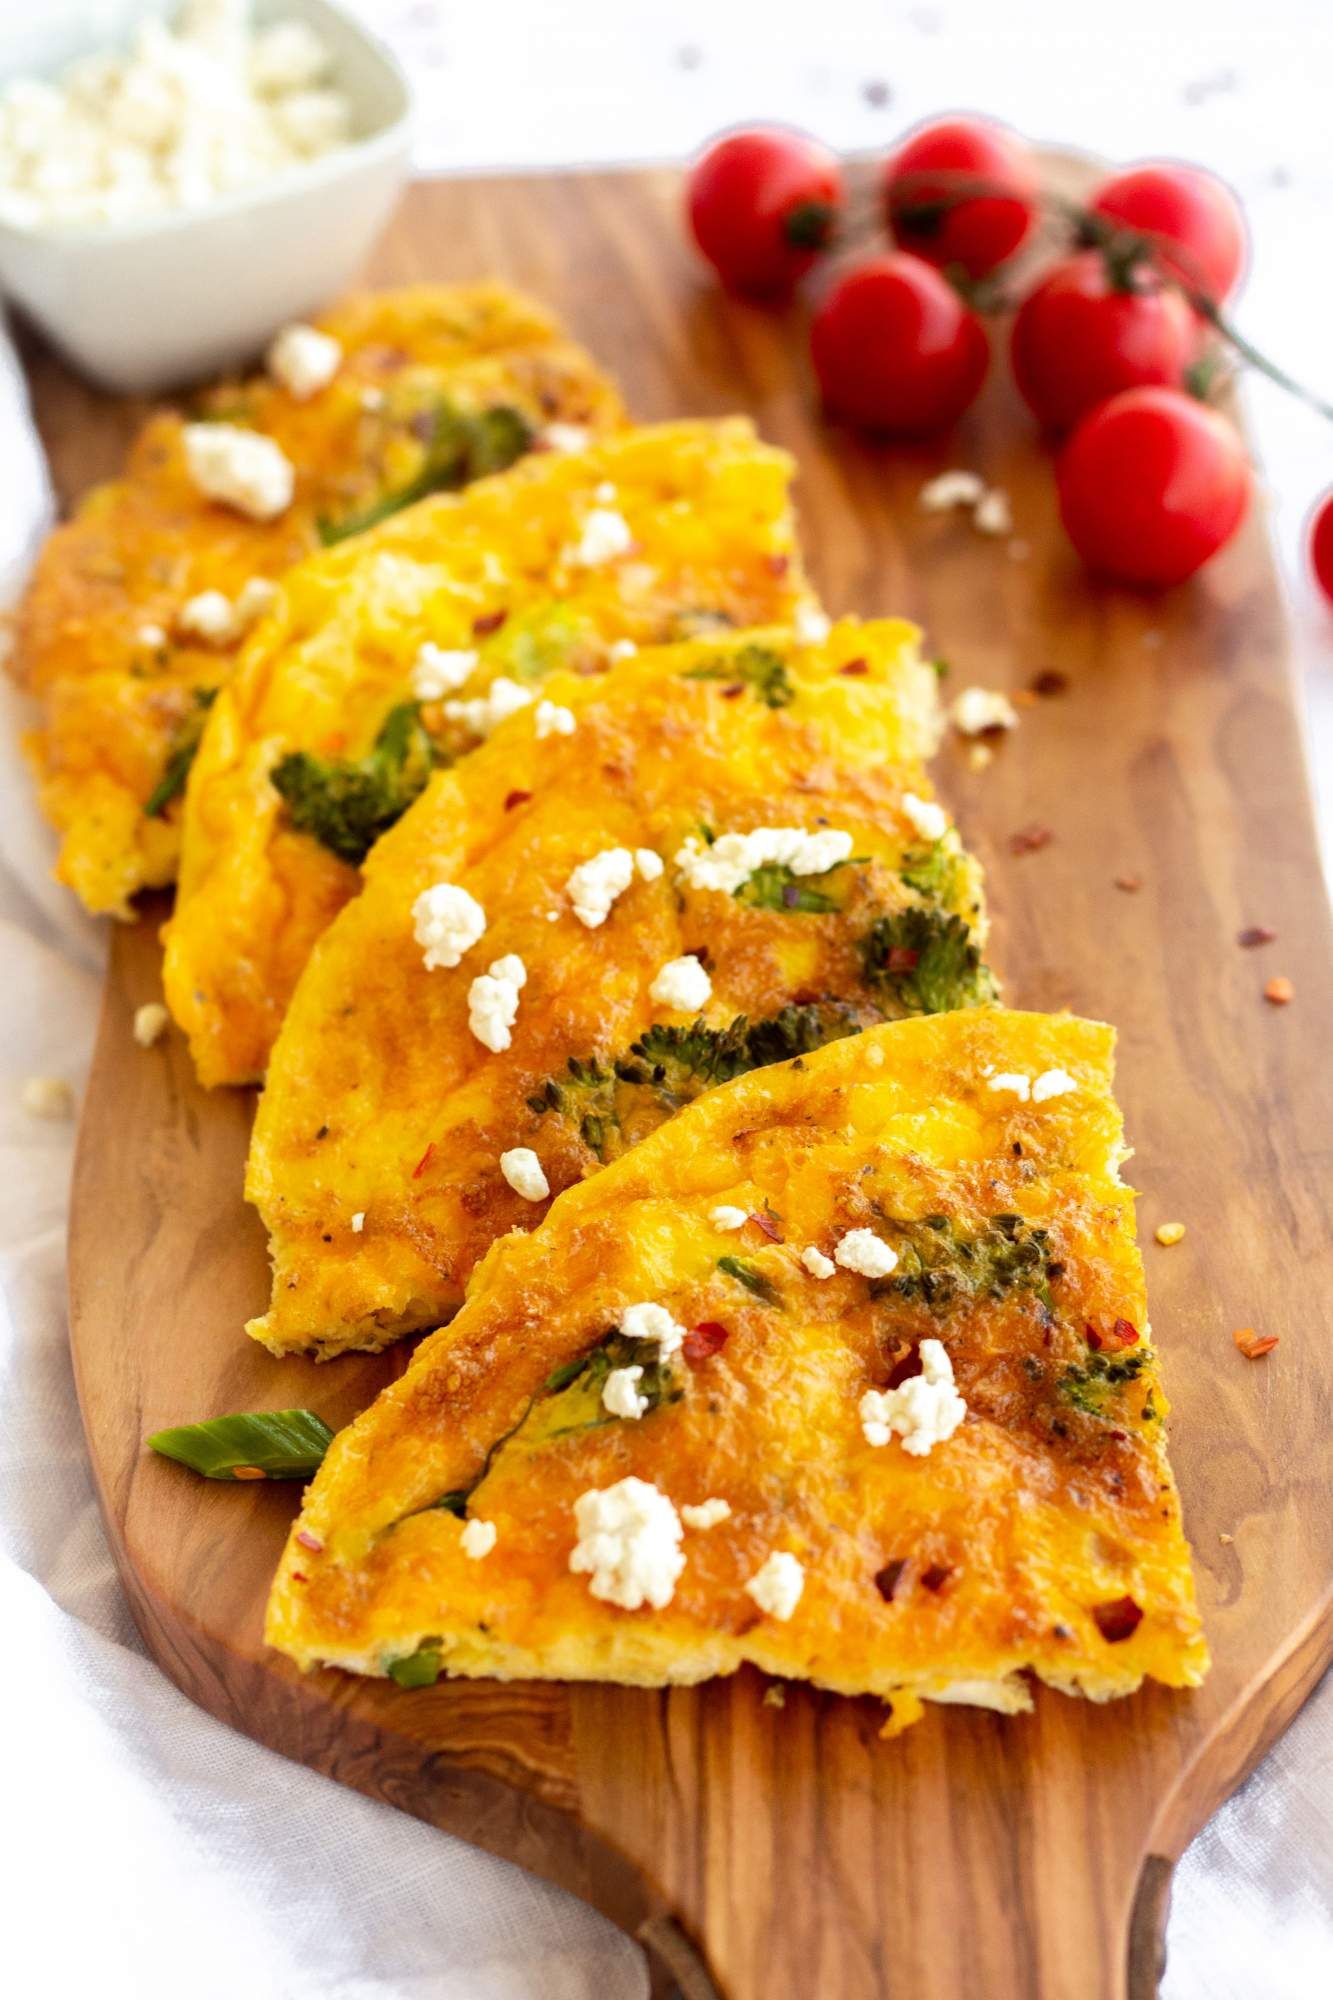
[569, 1477, 685, 1610]
[182, 424, 293, 522]
[634, 848, 664, 882]
[267, 322, 342, 400]
[132, 1001, 169, 1048]
[681, 1498, 732, 1530]
[902, 792, 948, 843]
[412, 882, 486, 970]
[541, 423, 591, 453]
[1031, 1067, 1077, 1103]
[499, 1145, 548, 1203]
[859, 1338, 967, 1456]
[20, 1075, 73, 1121]
[412, 643, 477, 702]
[974, 488, 1013, 536]
[919, 470, 986, 512]
[710, 1205, 748, 1232]
[794, 604, 831, 645]
[566, 846, 636, 928]
[534, 700, 576, 740]
[801, 1245, 836, 1279]
[0, 8, 351, 233]
[468, 954, 527, 1053]
[608, 639, 638, 661]
[650, 955, 712, 1012]
[986, 1072, 1031, 1101]
[460, 1517, 497, 1559]
[602, 1365, 648, 1420]
[950, 687, 1018, 736]
[444, 675, 533, 738]
[136, 623, 167, 651]
[834, 1228, 899, 1278]
[350, 1211, 365, 1233]
[177, 589, 235, 644]
[619, 1300, 685, 1359]
[674, 826, 853, 896]
[569, 507, 633, 566]
[744, 1550, 805, 1621]
[234, 576, 278, 625]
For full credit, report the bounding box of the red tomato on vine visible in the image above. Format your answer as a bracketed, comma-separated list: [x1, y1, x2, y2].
[686, 126, 844, 297]
[883, 115, 1038, 278]
[1011, 251, 1203, 432]
[810, 253, 990, 435]
[1089, 162, 1247, 305]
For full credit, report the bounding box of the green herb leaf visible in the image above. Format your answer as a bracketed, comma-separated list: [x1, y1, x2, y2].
[144, 688, 218, 818]
[147, 1408, 333, 1480]
[387, 1641, 444, 1688]
[861, 907, 996, 1015]
[318, 402, 533, 544]
[878, 1214, 1056, 1312]
[718, 1255, 780, 1305]
[1060, 1349, 1151, 1418]
[684, 643, 795, 709]
[899, 838, 963, 907]
[271, 699, 436, 864]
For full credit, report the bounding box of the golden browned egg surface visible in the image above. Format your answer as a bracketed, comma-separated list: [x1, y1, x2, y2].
[163, 419, 815, 1087]
[245, 617, 993, 1358]
[266, 1010, 1209, 1724]
[11, 284, 623, 916]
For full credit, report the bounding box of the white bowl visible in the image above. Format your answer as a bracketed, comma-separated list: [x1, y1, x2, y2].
[0, 1, 412, 393]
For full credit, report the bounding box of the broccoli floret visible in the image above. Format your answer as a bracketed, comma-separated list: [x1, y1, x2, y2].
[270, 700, 436, 864]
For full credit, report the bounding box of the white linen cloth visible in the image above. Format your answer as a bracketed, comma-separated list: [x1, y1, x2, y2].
[2, 313, 1328, 2000]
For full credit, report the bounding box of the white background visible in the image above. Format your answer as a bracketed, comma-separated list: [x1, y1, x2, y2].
[2, 4, 1331, 1998]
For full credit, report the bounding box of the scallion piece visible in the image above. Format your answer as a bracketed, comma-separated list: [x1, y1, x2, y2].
[387, 1642, 444, 1689]
[147, 1409, 334, 1480]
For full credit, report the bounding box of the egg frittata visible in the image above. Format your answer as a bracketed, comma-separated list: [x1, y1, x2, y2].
[11, 283, 623, 917]
[245, 617, 996, 1359]
[266, 1009, 1209, 1723]
[163, 419, 816, 1088]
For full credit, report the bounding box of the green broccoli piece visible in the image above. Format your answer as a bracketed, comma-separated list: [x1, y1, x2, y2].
[270, 699, 436, 864]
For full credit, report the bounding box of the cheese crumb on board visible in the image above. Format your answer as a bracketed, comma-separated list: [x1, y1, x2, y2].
[132, 1002, 169, 1048]
[569, 1477, 685, 1610]
[950, 687, 1018, 736]
[859, 1339, 967, 1456]
[21, 1075, 73, 1120]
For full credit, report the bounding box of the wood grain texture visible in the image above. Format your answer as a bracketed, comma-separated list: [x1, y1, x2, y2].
[50, 164, 1333, 2000]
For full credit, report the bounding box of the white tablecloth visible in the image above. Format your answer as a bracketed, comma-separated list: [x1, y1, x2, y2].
[4, 3, 1331, 1992]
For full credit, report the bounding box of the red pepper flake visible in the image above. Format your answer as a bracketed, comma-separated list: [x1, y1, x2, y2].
[1237, 925, 1276, 949]
[920, 1563, 952, 1593]
[886, 945, 920, 974]
[1029, 669, 1068, 698]
[503, 789, 532, 812]
[748, 1207, 784, 1242]
[1233, 1327, 1280, 1359]
[1092, 1596, 1143, 1644]
[296, 1529, 324, 1553]
[1114, 874, 1142, 893]
[1263, 976, 1294, 1006]
[874, 1558, 908, 1602]
[231, 1466, 266, 1481]
[472, 609, 507, 636]
[838, 657, 869, 676]
[290, 1570, 308, 1582]
[1086, 1317, 1140, 1352]
[412, 1141, 436, 1179]
[721, 683, 745, 699]
[765, 552, 790, 577]
[683, 1321, 729, 1364]
[1008, 822, 1054, 856]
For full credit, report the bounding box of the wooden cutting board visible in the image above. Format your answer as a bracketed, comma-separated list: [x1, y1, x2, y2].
[41, 165, 1333, 2000]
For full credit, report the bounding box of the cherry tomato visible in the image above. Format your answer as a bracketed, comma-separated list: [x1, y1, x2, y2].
[1056, 387, 1250, 587]
[687, 126, 844, 297]
[1011, 251, 1202, 432]
[883, 115, 1038, 277]
[810, 254, 989, 435]
[1309, 491, 1333, 608]
[1089, 162, 1247, 305]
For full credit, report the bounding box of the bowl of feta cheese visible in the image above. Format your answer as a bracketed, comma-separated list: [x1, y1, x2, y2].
[0, 0, 411, 391]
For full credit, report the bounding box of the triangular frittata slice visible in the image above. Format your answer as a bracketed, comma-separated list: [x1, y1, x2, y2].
[245, 617, 993, 1358]
[267, 1010, 1208, 1723]
[163, 418, 815, 1086]
[11, 283, 622, 916]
